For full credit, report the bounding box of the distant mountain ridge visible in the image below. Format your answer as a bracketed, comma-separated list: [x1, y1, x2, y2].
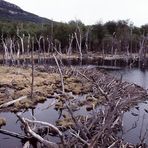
[0, 0, 52, 23]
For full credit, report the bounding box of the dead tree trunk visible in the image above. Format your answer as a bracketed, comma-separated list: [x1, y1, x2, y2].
[67, 34, 74, 56]
[36, 36, 43, 64]
[74, 23, 83, 60]
[16, 41, 20, 66]
[31, 37, 34, 100]
[1, 35, 9, 65]
[138, 35, 145, 68]
[85, 27, 90, 53]
[17, 28, 25, 65]
[9, 38, 15, 65]
[27, 33, 31, 56]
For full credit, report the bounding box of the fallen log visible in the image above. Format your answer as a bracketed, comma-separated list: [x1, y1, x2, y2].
[0, 96, 27, 108]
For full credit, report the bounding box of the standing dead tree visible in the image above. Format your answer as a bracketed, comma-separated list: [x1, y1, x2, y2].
[67, 34, 74, 56]
[1, 34, 9, 65]
[138, 35, 148, 68]
[17, 28, 25, 65]
[36, 35, 43, 64]
[27, 33, 31, 56]
[74, 23, 83, 60]
[30, 37, 34, 100]
[84, 27, 90, 53]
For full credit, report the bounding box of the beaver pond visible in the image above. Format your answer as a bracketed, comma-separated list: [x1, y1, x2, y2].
[0, 66, 147, 147]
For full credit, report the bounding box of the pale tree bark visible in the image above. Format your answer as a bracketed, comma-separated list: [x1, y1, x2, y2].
[47, 36, 51, 57]
[42, 37, 46, 63]
[67, 34, 74, 56]
[111, 32, 116, 56]
[9, 38, 14, 65]
[17, 28, 25, 64]
[85, 27, 90, 53]
[16, 41, 20, 66]
[27, 33, 31, 56]
[36, 35, 43, 64]
[138, 35, 145, 67]
[1, 34, 9, 65]
[74, 23, 83, 59]
[54, 39, 62, 54]
[31, 37, 34, 100]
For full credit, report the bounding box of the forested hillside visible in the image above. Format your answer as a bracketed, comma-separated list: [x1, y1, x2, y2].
[0, 0, 51, 23]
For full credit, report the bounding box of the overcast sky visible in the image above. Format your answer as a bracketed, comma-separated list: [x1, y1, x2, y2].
[6, 0, 148, 26]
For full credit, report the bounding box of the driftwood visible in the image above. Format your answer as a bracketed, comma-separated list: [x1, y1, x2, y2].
[16, 113, 63, 148]
[0, 96, 27, 108]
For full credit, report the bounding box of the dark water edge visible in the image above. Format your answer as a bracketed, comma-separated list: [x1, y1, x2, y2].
[2, 56, 148, 69]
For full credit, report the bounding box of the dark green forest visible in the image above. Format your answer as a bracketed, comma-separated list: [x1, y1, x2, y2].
[0, 19, 148, 60]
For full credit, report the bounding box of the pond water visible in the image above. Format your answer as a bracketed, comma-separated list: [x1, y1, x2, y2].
[109, 68, 148, 145]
